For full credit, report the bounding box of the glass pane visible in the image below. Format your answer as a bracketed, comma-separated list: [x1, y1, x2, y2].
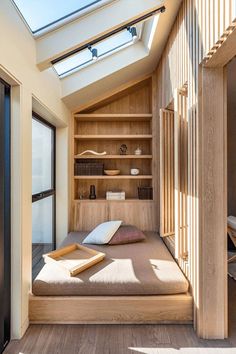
[32, 196, 54, 279]
[96, 29, 133, 57]
[54, 48, 92, 77]
[13, 0, 104, 33]
[32, 118, 53, 194]
[53, 28, 135, 77]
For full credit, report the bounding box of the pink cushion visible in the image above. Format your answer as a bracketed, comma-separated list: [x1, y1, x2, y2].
[108, 225, 146, 245]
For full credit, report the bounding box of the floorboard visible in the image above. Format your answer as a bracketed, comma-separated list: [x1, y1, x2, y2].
[4, 277, 236, 353]
[32, 244, 52, 280]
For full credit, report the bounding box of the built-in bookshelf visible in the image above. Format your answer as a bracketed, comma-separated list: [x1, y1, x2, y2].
[73, 113, 153, 200]
[71, 77, 158, 231]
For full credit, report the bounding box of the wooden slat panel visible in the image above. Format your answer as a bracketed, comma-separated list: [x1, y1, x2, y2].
[174, 89, 188, 265]
[73, 201, 109, 231]
[109, 201, 158, 231]
[160, 109, 175, 237]
[154, 0, 235, 340]
[73, 200, 157, 231]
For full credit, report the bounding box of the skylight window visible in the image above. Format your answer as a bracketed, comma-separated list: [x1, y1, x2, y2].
[53, 27, 140, 78]
[12, 0, 111, 35]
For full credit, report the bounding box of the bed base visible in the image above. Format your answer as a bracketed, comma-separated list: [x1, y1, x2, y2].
[29, 293, 193, 324]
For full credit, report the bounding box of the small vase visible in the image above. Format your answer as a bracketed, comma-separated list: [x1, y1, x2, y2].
[89, 185, 96, 199]
[134, 147, 142, 155]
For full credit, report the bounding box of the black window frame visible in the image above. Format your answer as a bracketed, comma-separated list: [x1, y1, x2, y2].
[0, 78, 11, 353]
[32, 112, 56, 250]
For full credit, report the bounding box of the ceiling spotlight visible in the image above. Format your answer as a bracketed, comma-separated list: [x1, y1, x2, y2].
[128, 27, 138, 41]
[88, 46, 98, 60]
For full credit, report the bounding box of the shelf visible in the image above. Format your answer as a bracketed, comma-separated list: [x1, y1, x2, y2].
[74, 154, 152, 159]
[74, 113, 152, 122]
[74, 135, 152, 140]
[74, 199, 154, 202]
[74, 175, 153, 180]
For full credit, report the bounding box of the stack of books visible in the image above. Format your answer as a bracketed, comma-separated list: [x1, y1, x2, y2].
[106, 191, 125, 200]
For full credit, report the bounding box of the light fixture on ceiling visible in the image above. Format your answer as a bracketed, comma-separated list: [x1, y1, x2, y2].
[128, 26, 138, 42]
[88, 45, 98, 60]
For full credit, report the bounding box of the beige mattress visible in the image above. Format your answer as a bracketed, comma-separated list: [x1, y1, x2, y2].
[32, 232, 189, 296]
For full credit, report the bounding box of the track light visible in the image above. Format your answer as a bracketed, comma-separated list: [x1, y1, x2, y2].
[128, 26, 138, 41]
[88, 46, 98, 60]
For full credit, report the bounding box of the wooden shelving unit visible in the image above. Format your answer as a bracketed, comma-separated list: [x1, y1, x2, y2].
[73, 112, 153, 199]
[71, 77, 157, 231]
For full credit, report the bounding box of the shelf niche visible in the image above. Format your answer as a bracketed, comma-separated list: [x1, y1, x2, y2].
[71, 77, 157, 230]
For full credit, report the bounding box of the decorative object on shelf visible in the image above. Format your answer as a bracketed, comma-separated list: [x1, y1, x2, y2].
[104, 169, 120, 176]
[130, 168, 140, 176]
[75, 161, 104, 175]
[119, 144, 127, 155]
[138, 186, 153, 200]
[134, 147, 142, 155]
[106, 191, 125, 200]
[77, 150, 107, 156]
[89, 185, 96, 199]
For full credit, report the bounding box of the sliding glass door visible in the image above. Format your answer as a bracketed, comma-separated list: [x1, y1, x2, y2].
[0, 79, 11, 353]
[32, 114, 55, 279]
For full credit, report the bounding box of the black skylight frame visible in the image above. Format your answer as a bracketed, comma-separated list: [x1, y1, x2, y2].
[12, 0, 105, 35]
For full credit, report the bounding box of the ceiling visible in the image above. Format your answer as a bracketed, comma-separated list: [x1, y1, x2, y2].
[12, 0, 182, 111]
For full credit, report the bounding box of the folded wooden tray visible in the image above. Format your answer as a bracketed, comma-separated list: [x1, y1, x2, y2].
[43, 243, 105, 276]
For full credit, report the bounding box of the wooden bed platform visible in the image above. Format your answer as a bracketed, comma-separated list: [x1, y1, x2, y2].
[30, 232, 192, 324]
[29, 293, 193, 324]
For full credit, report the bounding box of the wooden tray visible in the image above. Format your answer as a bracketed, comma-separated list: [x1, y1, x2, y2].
[43, 243, 105, 276]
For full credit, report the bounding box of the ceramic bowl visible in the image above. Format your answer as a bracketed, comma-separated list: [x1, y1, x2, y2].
[104, 169, 120, 176]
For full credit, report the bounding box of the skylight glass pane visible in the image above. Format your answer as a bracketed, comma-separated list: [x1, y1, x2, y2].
[13, 0, 103, 33]
[96, 29, 133, 57]
[53, 49, 92, 77]
[53, 28, 135, 78]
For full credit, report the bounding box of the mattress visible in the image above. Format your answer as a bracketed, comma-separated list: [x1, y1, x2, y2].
[32, 232, 189, 296]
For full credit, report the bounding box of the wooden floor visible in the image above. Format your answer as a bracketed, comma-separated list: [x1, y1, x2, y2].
[32, 244, 52, 280]
[3, 277, 236, 354]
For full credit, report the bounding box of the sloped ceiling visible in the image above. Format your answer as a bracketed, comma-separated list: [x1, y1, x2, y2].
[59, 0, 182, 111]
[12, 0, 182, 111]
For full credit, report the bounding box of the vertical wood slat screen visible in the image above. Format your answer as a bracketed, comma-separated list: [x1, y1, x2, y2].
[160, 109, 175, 237]
[155, 0, 236, 335]
[174, 89, 188, 261]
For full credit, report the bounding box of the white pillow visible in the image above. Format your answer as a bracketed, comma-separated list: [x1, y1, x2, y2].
[82, 220, 122, 245]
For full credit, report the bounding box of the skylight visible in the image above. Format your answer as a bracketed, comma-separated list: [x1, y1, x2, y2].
[53, 27, 140, 78]
[12, 0, 111, 35]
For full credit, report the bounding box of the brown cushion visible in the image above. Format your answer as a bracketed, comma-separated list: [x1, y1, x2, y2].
[108, 225, 146, 245]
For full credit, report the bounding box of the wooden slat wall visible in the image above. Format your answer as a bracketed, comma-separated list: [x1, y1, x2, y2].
[155, 0, 236, 337]
[157, 0, 236, 109]
[160, 109, 174, 237]
[174, 89, 188, 272]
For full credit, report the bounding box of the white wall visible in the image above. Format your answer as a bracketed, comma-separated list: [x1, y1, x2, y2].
[0, 0, 71, 339]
